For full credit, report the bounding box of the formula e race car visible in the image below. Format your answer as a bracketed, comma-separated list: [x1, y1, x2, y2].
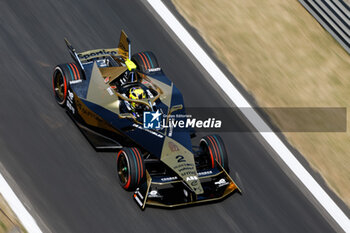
[52, 30, 241, 209]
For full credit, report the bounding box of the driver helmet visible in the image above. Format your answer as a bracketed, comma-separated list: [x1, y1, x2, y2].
[129, 87, 146, 109]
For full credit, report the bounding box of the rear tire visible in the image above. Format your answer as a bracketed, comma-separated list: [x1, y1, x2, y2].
[116, 147, 145, 191]
[52, 63, 81, 106]
[131, 51, 160, 73]
[200, 135, 229, 172]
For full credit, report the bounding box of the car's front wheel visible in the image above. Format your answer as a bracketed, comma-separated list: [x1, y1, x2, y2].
[199, 135, 230, 173]
[116, 147, 145, 191]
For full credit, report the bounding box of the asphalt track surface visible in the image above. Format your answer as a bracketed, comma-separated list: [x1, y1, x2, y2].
[0, 0, 347, 232]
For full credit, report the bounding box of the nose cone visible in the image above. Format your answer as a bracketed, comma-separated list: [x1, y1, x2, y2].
[160, 137, 204, 194]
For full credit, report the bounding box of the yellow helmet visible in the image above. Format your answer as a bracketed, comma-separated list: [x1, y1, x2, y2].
[129, 87, 146, 108]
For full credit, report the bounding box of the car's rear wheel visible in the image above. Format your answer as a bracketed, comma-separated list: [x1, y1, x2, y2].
[116, 147, 145, 191]
[131, 51, 160, 73]
[52, 63, 81, 106]
[200, 135, 230, 172]
[53, 66, 68, 106]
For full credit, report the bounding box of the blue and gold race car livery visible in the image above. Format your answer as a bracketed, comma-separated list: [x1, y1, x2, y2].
[52, 30, 241, 209]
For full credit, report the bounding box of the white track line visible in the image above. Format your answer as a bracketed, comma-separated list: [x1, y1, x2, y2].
[147, 0, 350, 232]
[0, 173, 42, 232]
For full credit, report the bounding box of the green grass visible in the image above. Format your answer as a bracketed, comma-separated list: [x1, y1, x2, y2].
[0, 221, 8, 233]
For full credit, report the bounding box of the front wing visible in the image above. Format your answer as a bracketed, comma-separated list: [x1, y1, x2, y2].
[133, 163, 241, 209]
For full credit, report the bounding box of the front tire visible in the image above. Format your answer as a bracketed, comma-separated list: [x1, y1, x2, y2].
[200, 135, 229, 172]
[116, 147, 145, 191]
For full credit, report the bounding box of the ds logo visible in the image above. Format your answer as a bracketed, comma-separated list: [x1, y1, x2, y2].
[143, 110, 162, 129]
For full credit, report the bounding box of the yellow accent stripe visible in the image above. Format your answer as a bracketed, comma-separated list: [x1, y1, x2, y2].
[125, 59, 137, 71]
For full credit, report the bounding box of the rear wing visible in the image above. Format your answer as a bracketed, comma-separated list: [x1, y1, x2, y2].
[117, 30, 131, 60]
[73, 30, 131, 61]
[64, 38, 86, 79]
[64, 30, 132, 77]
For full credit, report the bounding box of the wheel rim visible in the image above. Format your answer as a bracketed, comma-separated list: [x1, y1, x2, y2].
[53, 70, 65, 103]
[117, 152, 129, 186]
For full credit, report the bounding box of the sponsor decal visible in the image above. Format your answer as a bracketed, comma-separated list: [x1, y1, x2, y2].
[143, 110, 162, 129]
[66, 90, 75, 114]
[68, 90, 74, 101]
[78, 49, 118, 60]
[74, 97, 119, 133]
[133, 194, 143, 207]
[148, 67, 161, 72]
[186, 176, 198, 181]
[191, 180, 199, 186]
[135, 189, 144, 200]
[148, 190, 162, 198]
[198, 170, 213, 176]
[146, 89, 154, 98]
[104, 77, 110, 83]
[69, 80, 82, 85]
[168, 141, 179, 152]
[173, 163, 197, 177]
[161, 176, 178, 182]
[66, 100, 75, 114]
[97, 59, 108, 67]
[214, 178, 229, 187]
[132, 123, 164, 138]
[106, 87, 114, 96]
